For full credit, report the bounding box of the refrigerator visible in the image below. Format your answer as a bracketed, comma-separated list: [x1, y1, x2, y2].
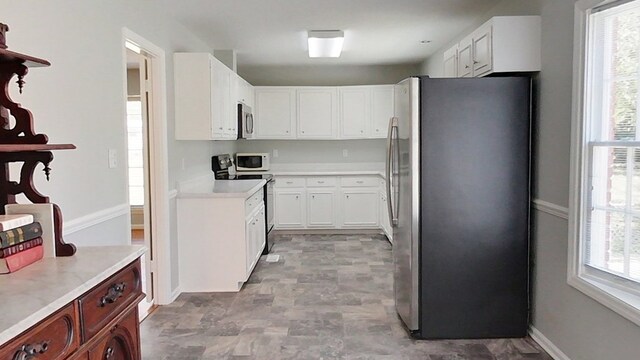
[387, 76, 531, 339]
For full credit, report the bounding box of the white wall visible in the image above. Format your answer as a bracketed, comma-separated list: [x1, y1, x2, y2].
[420, 1, 640, 359]
[3, 0, 235, 296]
[236, 139, 386, 165]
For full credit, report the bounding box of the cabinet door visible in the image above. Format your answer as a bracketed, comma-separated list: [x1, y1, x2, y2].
[256, 207, 266, 252]
[341, 189, 379, 227]
[443, 46, 458, 78]
[88, 308, 140, 360]
[339, 87, 369, 139]
[211, 58, 231, 139]
[472, 24, 493, 76]
[275, 190, 305, 228]
[307, 190, 336, 228]
[245, 216, 256, 277]
[380, 193, 392, 241]
[297, 88, 337, 139]
[370, 86, 394, 138]
[457, 38, 473, 78]
[255, 88, 296, 139]
[174, 53, 213, 140]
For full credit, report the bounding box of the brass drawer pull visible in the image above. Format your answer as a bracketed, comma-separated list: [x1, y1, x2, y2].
[99, 282, 126, 307]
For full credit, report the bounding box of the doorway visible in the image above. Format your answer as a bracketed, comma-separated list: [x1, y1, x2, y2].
[125, 40, 156, 320]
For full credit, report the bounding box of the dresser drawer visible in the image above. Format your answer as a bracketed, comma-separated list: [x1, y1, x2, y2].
[340, 176, 379, 187]
[0, 303, 79, 360]
[306, 177, 337, 187]
[87, 308, 140, 360]
[274, 177, 305, 188]
[78, 260, 142, 342]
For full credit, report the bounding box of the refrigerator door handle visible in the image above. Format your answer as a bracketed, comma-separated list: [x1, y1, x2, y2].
[386, 117, 399, 226]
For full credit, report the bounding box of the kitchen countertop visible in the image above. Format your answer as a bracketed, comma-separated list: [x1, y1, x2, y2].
[237, 163, 386, 178]
[0, 245, 146, 345]
[178, 178, 266, 199]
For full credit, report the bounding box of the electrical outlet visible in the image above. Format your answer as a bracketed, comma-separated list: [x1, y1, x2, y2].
[273, 149, 279, 158]
[108, 149, 118, 168]
[342, 149, 348, 158]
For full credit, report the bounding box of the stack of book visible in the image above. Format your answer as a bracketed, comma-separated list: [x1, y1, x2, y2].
[0, 214, 44, 274]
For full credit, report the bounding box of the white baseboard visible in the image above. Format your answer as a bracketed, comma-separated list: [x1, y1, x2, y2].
[169, 286, 181, 303]
[64, 203, 130, 236]
[532, 199, 569, 220]
[529, 326, 571, 360]
[272, 229, 384, 236]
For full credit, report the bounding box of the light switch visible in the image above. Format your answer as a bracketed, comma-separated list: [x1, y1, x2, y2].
[108, 149, 118, 168]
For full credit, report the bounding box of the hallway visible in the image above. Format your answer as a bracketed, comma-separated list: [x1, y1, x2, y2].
[140, 235, 551, 359]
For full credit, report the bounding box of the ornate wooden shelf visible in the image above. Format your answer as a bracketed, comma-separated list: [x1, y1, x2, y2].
[0, 144, 76, 152]
[0, 23, 76, 257]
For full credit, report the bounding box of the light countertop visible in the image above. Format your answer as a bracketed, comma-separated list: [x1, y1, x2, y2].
[0, 245, 146, 345]
[237, 163, 386, 178]
[178, 179, 266, 199]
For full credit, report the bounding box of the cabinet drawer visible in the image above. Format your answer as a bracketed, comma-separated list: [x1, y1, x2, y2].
[306, 177, 337, 187]
[78, 260, 142, 342]
[340, 177, 379, 187]
[0, 303, 79, 360]
[245, 188, 264, 214]
[87, 308, 140, 360]
[274, 177, 305, 188]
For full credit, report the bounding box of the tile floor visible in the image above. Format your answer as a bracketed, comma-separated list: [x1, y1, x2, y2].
[140, 234, 551, 360]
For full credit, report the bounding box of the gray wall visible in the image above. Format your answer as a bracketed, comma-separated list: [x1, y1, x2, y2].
[421, 1, 640, 359]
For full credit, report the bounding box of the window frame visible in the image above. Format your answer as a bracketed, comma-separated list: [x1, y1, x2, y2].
[569, 0, 640, 326]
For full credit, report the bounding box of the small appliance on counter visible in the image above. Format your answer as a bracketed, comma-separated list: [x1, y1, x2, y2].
[237, 103, 254, 139]
[235, 153, 270, 171]
[212, 154, 274, 254]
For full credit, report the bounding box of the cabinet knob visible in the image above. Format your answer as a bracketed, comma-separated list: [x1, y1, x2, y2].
[473, 60, 479, 64]
[295, 195, 299, 199]
[219, 127, 223, 130]
[301, 131, 305, 134]
[465, 65, 469, 69]
[312, 195, 315, 199]
[346, 195, 350, 199]
[286, 131, 289, 133]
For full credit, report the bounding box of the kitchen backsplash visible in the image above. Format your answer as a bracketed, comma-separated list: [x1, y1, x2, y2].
[234, 139, 386, 164]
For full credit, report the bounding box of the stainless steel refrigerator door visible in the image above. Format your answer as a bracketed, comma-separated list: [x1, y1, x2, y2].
[391, 77, 420, 331]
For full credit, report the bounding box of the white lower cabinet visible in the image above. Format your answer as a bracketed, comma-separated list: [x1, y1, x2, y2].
[340, 189, 379, 227]
[177, 189, 265, 292]
[380, 192, 392, 242]
[307, 189, 336, 228]
[275, 190, 306, 228]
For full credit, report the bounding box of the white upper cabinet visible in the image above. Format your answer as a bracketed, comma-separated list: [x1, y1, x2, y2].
[443, 45, 458, 78]
[297, 87, 338, 139]
[174, 52, 243, 140]
[339, 87, 370, 139]
[254, 85, 393, 140]
[255, 87, 296, 139]
[370, 85, 394, 138]
[446, 16, 541, 77]
[235, 75, 255, 108]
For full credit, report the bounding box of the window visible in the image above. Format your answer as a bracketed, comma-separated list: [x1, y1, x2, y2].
[572, 0, 640, 325]
[127, 100, 144, 206]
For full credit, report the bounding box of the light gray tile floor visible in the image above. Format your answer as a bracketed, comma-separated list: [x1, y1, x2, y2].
[140, 234, 551, 360]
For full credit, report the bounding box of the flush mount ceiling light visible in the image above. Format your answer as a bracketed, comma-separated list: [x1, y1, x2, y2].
[308, 30, 344, 58]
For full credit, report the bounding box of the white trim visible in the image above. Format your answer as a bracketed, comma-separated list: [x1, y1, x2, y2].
[168, 189, 178, 200]
[568, 274, 640, 326]
[170, 286, 182, 303]
[63, 204, 129, 236]
[122, 28, 173, 306]
[529, 326, 572, 360]
[532, 199, 569, 220]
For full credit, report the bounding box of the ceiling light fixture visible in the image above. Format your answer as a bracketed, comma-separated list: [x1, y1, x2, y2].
[308, 30, 344, 58]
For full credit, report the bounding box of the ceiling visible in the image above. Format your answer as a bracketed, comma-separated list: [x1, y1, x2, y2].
[163, 0, 502, 67]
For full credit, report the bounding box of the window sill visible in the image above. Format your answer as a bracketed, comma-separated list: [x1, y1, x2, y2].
[568, 275, 640, 326]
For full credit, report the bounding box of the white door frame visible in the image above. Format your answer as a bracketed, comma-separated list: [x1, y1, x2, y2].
[121, 28, 173, 305]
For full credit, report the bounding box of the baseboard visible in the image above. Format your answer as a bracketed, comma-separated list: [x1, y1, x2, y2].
[64, 203, 130, 236]
[529, 326, 571, 360]
[169, 286, 181, 303]
[532, 199, 569, 220]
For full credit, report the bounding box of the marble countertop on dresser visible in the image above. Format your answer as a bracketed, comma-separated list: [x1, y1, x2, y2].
[0, 245, 146, 345]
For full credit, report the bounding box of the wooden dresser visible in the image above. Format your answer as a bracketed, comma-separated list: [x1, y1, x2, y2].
[0, 247, 145, 360]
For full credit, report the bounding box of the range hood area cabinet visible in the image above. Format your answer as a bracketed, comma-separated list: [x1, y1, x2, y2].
[254, 85, 394, 140]
[443, 16, 541, 78]
[174, 52, 253, 140]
